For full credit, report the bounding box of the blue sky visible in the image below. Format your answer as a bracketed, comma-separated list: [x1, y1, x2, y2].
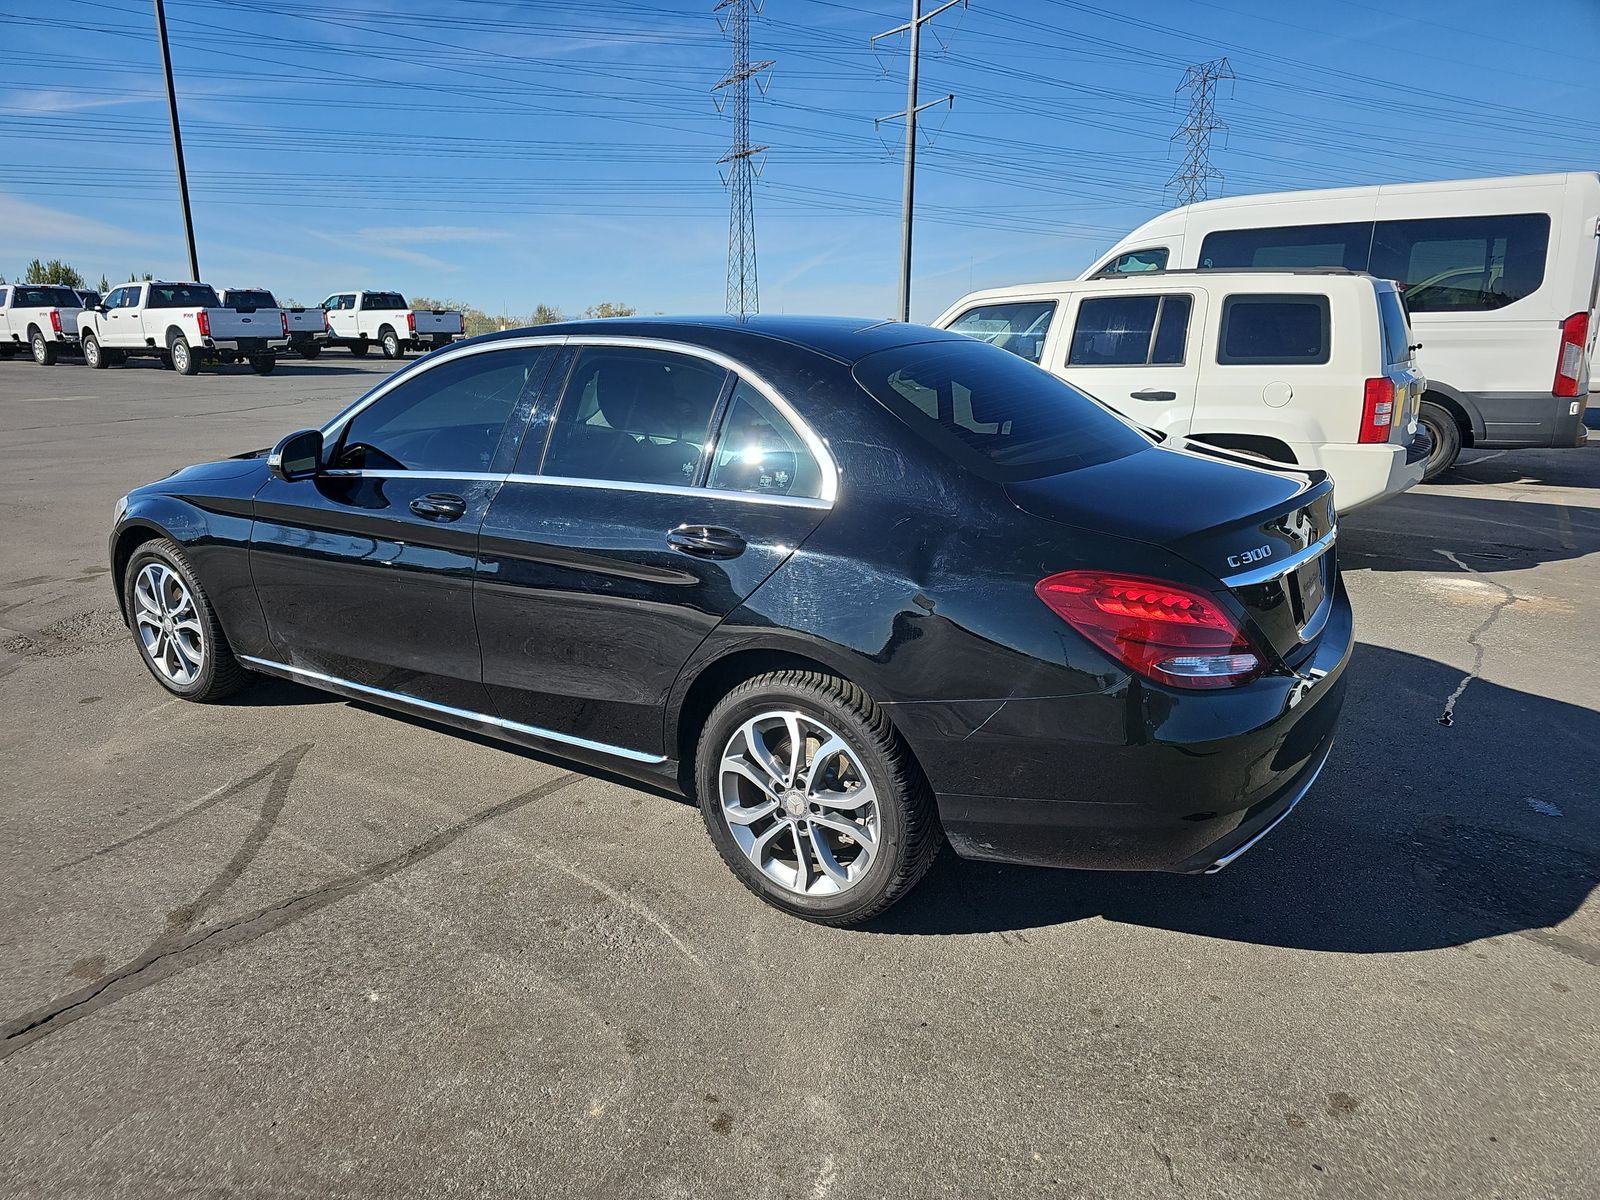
[2, 0, 1597, 321]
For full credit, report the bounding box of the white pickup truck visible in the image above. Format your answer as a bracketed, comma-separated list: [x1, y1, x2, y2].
[0, 282, 86, 365]
[78, 281, 289, 376]
[220, 288, 326, 359]
[319, 290, 464, 359]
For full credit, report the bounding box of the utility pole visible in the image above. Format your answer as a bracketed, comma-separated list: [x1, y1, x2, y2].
[873, 0, 963, 323]
[152, 0, 200, 280]
[712, 0, 773, 319]
[1167, 56, 1233, 207]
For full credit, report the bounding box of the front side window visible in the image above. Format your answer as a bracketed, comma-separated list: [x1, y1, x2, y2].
[706, 380, 823, 499]
[334, 348, 550, 473]
[103, 288, 126, 309]
[854, 337, 1149, 480]
[1373, 214, 1550, 312]
[1094, 247, 1169, 276]
[147, 283, 222, 309]
[947, 300, 1055, 364]
[1200, 223, 1371, 271]
[540, 346, 728, 487]
[1217, 295, 1331, 365]
[0, 288, 8, 306]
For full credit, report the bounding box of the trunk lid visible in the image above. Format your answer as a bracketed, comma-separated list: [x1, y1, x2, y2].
[1006, 444, 1338, 665]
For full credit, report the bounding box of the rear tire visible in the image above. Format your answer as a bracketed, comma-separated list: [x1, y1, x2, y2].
[31, 330, 58, 366]
[249, 354, 276, 375]
[695, 670, 942, 925]
[348, 340, 370, 358]
[380, 330, 402, 359]
[82, 334, 107, 370]
[123, 538, 251, 702]
[298, 343, 322, 360]
[1419, 400, 1462, 482]
[170, 335, 199, 376]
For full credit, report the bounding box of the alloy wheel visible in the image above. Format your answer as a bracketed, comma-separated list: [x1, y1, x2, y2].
[718, 710, 881, 897]
[133, 562, 205, 686]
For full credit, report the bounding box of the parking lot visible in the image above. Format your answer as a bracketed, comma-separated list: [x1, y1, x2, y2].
[1, 357, 1596, 1198]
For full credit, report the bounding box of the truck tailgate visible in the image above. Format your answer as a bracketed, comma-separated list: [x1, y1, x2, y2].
[410, 310, 463, 334]
[206, 308, 281, 340]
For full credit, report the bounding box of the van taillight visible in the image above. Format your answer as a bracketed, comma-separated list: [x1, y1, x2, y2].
[406, 311, 416, 334]
[48, 309, 62, 334]
[1359, 377, 1395, 444]
[1553, 311, 1589, 398]
[197, 310, 211, 338]
[1035, 571, 1263, 689]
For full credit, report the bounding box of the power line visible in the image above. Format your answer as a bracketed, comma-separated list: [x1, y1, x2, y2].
[1166, 56, 1232, 207]
[712, 0, 772, 319]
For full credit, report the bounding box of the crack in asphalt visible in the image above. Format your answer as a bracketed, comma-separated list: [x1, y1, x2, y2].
[1434, 549, 1520, 727]
[2, 754, 577, 1060]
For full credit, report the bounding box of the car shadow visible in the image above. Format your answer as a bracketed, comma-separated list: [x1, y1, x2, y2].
[866, 643, 1599, 957]
[1339, 487, 1600, 575]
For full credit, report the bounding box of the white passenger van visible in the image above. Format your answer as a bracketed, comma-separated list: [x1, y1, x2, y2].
[1084, 173, 1600, 479]
[934, 270, 1425, 512]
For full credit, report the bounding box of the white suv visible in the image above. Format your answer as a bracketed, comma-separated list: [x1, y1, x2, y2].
[934, 269, 1427, 512]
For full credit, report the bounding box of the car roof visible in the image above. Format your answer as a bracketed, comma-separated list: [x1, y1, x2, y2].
[945, 270, 1387, 307]
[468, 314, 972, 366]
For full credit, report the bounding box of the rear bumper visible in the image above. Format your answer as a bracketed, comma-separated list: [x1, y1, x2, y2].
[1295, 442, 1422, 513]
[898, 584, 1353, 874]
[1466, 390, 1589, 449]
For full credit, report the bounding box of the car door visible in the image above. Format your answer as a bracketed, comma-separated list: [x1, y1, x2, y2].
[1057, 289, 1206, 437]
[101, 286, 138, 347]
[248, 344, 559, 710]
[324, 293, 358, 340]
[475, 341, 833, 760]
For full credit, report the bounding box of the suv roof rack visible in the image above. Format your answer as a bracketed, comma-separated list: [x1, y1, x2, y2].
[1099, 266, 1371, 278]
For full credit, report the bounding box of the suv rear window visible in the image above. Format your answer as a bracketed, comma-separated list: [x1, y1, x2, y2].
[1217, 295, 1330, 365]
[853, 337, 1149, 480]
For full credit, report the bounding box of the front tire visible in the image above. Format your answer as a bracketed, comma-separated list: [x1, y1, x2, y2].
[82, 334, 107, 370]
[249, 354, 276, 375]
[348, 340, 370, 358]
[695, 670, 942, 925]
[123, 539, 250, 702]
[31, 331, 58, 366]
[1419, 400, 1462, 482]
[170, 335, 199, 376]
[380, 330, 402, 360]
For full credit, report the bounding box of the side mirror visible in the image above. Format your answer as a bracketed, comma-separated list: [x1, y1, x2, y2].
[268, 429, 323, 481]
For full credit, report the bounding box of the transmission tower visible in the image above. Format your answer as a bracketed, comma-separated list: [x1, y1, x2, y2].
[1167, 56, 1233, 207]
[712, 0, 772, 319]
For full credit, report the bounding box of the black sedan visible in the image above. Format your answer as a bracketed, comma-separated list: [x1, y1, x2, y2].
[109, 316, 1351, 924]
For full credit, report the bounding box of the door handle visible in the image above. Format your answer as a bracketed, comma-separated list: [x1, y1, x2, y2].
[1129, 389, 1177, 402]
[410, 492, 467, 520]
[666, 524, 746, 559]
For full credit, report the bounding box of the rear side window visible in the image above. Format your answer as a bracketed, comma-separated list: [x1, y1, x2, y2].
[1094, 247, 1169, 276]
[1372, 214, 1550, 312]
[1068, 294, 1192, 366]
[853, 337, 1149, 480]
[946, 300, 1055, 364]
[1377, 289, 1412, 366]
[1217, 295, 1330, 365]
[1201, 223, 1371, 271]
[706, 379, 823, 499]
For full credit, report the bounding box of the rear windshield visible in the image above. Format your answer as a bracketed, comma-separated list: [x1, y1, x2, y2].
[853, 337, 1149, 480]
[364, 292, 407, 310]
[77, 291, 101, 307]
[1377, 289, 1412, 365]
[14, 285, 82, 308]
[148, 284, 222, 308]
[226, 290, 276, 309]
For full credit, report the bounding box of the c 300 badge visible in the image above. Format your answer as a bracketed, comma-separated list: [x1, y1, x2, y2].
[1227, 545, 1273, 569]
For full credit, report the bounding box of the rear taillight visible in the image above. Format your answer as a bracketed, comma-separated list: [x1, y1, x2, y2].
[1554, 311, 1589, 398]
[197, 310, 211, 338]
[406, 311, 416, 333]
[1359, 377, 1395, 444]
[280, 311, 289, 337]
[1035, 571, 1264, 689]
[48, 309, 62, 334]
[321, 311, 329, 331]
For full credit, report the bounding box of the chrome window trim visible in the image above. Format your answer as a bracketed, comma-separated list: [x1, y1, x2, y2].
[237, 655, 668, 764]
[1220, 528, 1336, 588]
[318, 333, 839, 503]
[315, 467, 832, 509]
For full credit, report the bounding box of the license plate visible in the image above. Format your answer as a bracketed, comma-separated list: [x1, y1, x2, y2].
[1293, 555, 1327, 630]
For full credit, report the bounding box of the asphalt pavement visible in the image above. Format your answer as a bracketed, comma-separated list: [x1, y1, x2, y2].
[1, 353, 1596, 1199]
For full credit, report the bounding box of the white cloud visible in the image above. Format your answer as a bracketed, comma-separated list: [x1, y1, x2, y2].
[0, 193, 152, 250]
